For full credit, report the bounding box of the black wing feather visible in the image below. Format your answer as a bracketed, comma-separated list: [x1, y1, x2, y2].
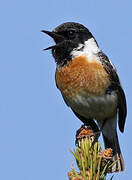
[98, 52, 127, 133]
[117, 86, 127, 132]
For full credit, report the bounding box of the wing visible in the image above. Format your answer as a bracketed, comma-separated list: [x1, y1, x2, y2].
[98, 52, 127, 133]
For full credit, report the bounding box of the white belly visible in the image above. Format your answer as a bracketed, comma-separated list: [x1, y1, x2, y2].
[66, 91, 118, 121]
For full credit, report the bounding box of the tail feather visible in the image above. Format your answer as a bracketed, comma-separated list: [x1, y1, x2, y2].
[112, 153, 125, 172]
[103, 131, 125, 172]
[99, 115, 125, 173]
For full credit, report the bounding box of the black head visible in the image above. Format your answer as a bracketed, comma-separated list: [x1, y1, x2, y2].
[42, 22, 94, 66]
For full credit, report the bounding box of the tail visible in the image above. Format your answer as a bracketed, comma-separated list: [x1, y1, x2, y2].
[100, 115, 125, 173]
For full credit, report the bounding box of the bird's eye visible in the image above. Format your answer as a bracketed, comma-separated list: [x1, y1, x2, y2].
[67, 30, 75, 38]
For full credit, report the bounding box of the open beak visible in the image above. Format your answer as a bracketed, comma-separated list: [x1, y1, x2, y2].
[41, 30, 65, 50]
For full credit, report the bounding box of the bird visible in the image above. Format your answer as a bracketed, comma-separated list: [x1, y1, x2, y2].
[42, 22, 127, 173]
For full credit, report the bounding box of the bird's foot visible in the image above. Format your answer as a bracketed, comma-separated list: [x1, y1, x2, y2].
[75, 124, 101, 145]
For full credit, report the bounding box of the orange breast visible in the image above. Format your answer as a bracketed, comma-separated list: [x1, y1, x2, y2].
[55, 55, 110, 98]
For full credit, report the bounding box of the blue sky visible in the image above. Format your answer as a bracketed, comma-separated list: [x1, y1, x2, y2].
[0, 0, 131, 179]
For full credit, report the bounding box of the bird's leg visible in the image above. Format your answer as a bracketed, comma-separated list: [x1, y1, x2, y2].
[100, 118, 107, 132]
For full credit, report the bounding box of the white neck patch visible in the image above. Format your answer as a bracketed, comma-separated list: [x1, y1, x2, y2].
[71, 38, 101, 61]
